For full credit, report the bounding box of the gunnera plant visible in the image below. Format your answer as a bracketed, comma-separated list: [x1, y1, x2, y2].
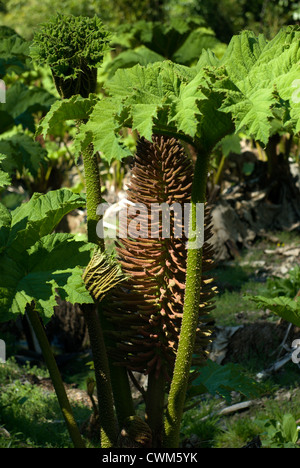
[30, 13, 111, 98]
[105, 135, 216, 446]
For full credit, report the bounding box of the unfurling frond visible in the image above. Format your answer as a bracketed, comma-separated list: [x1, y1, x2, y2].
[83, 250, 125, 302]
[30, 14, 111, 98]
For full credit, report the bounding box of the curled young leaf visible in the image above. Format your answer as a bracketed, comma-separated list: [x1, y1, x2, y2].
[30, 14, 111, 98]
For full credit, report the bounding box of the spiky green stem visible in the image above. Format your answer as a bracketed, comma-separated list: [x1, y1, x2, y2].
[80, 143, 118, 446]
[163, 150, 210, 448]
[26, 305, 85, 448]
[81, 142, 134, 445]
[81, 143, 104, 249]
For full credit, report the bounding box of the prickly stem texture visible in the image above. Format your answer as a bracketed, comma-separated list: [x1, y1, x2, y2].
[163, 149, 211, 448]
[81, 139, 134, 443]
[81, 142, 104, 250]
[81, 142, 120, 447]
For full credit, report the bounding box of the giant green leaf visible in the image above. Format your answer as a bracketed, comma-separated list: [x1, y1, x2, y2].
[0, 188, 94, 323]
[3, 189, 87, 261]
[48, 27, 300, 163]
[168, 70, 206, 137]
[219, 27, 300, 144]
[0, 233, 93, 322]
[76, 97, 132, 163]
[219, 30, 267, 83]
[81, 62, 208, 161]
[1, 82, 56, 133]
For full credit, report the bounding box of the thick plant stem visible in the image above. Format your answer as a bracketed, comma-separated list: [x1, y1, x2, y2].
[109, 363, 135, 427]
[81, 143, 118, 446]
[145, 371, 166, 448]
[82, 305, 117, 447]
[163, 150, 210, 448]
[98, 312, 135, 427]
[214, 154, 226, 186]
[99, 305, 135, 427]
[81, 142, 134, 444]
[26, 305, 85, 448]
[81, 143, 104, 249]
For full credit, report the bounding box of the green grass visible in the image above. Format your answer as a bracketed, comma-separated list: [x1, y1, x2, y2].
[212, 279, 270, 326]
[181, 400, 223, 448]
[214, 417, 261, 448]
[272, 230, 300, 245]
[0, 358, 93, 448]
[179, 370, 300, 449]
[210, 229, 300, 326]
[213, 389, 300, 448]
[179, 371, 300, 448]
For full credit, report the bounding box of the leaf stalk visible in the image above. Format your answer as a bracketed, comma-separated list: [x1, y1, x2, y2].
[26, 304, 86, 448]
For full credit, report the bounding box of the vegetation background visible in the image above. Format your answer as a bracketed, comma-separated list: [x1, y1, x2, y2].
[1, 0, 300, 40]
[1, 0, 300, 449]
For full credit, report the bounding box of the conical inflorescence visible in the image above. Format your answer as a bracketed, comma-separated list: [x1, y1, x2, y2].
[105, 135, 215, 379]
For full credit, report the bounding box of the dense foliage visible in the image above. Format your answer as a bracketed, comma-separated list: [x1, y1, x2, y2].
[0, 0, 300, 450]
[1, 0, 299, 40]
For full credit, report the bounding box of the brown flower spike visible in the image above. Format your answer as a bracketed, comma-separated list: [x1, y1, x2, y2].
[105, 135, 215, 379]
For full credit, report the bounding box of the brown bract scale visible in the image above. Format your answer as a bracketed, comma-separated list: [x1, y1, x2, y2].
[105, 135, 215, 379]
